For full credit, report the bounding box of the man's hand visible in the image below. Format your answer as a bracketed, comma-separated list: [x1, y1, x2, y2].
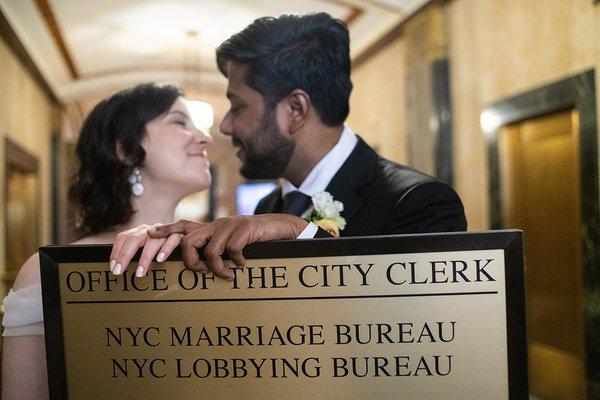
[148, 214, 308, 280]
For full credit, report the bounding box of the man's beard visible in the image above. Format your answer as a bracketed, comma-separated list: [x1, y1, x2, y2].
[238, 110, 294, 180]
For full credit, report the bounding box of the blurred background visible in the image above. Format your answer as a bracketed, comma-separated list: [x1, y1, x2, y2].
[0, 0, 598, 398]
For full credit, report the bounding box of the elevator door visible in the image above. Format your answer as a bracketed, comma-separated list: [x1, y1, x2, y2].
[499, 109, 586, 399]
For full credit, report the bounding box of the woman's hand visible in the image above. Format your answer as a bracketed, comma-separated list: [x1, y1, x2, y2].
[109, 222, 191, 277]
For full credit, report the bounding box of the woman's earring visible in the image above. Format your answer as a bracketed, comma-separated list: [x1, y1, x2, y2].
[129, 167, 144, 197]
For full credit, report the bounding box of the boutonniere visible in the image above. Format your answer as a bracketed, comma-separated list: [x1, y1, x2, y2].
[302, 191, 346, 237]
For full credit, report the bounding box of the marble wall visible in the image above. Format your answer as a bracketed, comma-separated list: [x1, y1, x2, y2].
[347, 0, 600, 230]
[348, 35, 409, 164]
[447, 0, 600, 229]
[0, 35, 58, 287]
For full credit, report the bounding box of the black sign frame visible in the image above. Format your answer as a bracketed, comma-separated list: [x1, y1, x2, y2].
[40, 230, 527, 399]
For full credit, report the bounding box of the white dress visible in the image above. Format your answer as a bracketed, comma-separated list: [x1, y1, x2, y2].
[2, 284, 44, 336]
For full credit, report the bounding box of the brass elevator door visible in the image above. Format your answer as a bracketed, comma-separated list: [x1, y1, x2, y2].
[499, 109, 586, 399]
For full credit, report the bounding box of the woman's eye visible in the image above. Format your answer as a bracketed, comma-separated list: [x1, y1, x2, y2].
[175, 120, 186, 126]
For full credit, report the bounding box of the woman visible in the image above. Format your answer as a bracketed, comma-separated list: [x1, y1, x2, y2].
[1, 83, 214, 399]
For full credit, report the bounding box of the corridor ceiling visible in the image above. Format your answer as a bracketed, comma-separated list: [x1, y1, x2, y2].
[0, 0, 430, 102]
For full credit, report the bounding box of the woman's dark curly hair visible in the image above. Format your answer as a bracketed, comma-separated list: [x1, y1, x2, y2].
[69, 83, 182, 236]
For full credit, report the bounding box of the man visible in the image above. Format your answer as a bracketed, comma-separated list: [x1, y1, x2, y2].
[217, 12, 466, 236]
[111, 13, 466, 279]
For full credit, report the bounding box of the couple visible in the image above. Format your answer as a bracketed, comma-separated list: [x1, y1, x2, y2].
[2, 12, 466, 399]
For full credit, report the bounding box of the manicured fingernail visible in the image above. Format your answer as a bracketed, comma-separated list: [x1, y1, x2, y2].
[113, 263, 122, 275]
[110, 260, 116, 272]
[135, 266, 145, 278]
[156, 252, 166, 262]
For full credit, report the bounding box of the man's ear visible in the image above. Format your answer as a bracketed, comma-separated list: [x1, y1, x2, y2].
[285, 89, 310, 134]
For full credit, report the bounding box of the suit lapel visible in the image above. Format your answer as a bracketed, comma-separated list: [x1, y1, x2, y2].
[257, 137, 377, 224]
[325, 137, 377, 223]
[254, 187, 283, 214]
[325, 174, 363, 222]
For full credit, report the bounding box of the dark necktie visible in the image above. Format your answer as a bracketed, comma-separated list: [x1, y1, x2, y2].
[282, 191, 312, 216]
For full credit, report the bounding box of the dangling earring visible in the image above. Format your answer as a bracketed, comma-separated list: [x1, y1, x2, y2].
[129, 167, 144, 197]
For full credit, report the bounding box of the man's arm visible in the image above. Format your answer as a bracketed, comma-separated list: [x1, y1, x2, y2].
[384, 181, 467, 234]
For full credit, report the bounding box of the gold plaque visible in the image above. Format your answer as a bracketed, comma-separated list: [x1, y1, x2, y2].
[41, 232, 526, 399]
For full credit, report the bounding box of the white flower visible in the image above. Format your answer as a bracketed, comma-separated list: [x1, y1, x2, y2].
[312, 191, 344, 218]
[303, 191, 346, 236]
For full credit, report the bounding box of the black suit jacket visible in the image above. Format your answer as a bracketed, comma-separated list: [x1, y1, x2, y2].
[255, 137, 467, 236]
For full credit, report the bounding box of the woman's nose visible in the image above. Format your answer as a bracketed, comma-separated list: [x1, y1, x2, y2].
[194, 128, 213, 144]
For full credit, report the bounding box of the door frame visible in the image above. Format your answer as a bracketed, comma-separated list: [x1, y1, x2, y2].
[481, 69, 599, 396]
[4, 137, 40, 281]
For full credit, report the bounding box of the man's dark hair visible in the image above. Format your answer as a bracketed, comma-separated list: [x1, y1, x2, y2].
[216, 12, 352, 126]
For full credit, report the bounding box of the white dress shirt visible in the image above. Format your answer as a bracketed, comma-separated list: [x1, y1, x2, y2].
[290, 126, 358, 238]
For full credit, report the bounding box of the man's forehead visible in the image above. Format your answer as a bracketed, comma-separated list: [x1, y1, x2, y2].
[226, 64, 246, 88]
[227, 62, 247, 78]
[225, 64, 261, 100]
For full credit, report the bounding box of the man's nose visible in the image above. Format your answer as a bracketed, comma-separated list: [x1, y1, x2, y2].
[219, 114, 233, 136]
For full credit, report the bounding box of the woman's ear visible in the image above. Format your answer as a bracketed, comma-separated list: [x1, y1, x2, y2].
[115, 141, 132, 165]
[286, 89, 310, 134]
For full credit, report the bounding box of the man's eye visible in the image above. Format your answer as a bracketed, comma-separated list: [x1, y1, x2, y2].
[175, 120, 186, 126]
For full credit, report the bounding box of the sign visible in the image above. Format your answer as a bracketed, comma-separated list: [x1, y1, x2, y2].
[41, 231, 527, 399]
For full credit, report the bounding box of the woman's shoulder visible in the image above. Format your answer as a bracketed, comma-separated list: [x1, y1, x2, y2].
[4, 254, 44, 336]
[12, 233, 114, 291]
[72, 232, 114, 245]
[12, 253, 42, 291]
